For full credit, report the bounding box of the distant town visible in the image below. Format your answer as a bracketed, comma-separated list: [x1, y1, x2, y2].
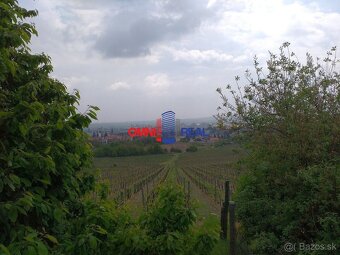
[86, 117, 231, 145]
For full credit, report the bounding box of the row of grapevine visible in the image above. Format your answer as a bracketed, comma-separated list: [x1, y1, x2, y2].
[176, 154, 240, 207]
[92, 157, 170, 206]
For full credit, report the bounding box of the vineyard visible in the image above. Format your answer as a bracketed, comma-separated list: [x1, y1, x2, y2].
[92, 154, 171, 208]
[176, 146, 242, 209]
[92, 144, 243, 216]
[90, 144, 244, 254]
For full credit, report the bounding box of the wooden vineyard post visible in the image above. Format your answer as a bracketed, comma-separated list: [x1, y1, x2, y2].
[220, 206, 225, 239]
[141, 186, 146, 210]
[146, 182, 149, 202]
[187, 181, 191, 207]
[120, 191, 124, 205]
[225, 180, 230, 239]
[229, 201, 236, 255]
[214, 180, 217, 202]
[146, 182, 149, 211]
[220, 180, 229, 240]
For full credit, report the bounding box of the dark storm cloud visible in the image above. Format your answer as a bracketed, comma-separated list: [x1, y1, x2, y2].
[94, 0, 213, 58]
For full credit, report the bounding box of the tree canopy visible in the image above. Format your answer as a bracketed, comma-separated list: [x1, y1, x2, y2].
[0, 0, 98, 253]
[217, 42, 340, 254]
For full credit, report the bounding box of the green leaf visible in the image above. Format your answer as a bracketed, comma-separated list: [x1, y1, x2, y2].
[88, 235, 97, 249]
[56, 120, 63, 129]
[0, 244, 11, 255]
[37, 242, 48, 255]
[40, 204, 47, 214]
[44, 146, 51, 154]
[0, 111, 12, 118]
[9, 174, 20, 185]
[91, 106, 100, 111]
[92, 225, 107, 235]
[24, 232, 38, 243]
[45, 234, 58, 244]
[18, 194, 33, 208]
[21, 178, 32, 187]
[26, 246, 36, 255]
[87, 112, 97, 120]
[34, 187, 45, 196]
[0, 3, 10, 11]
[53, 208, 63, 222]
[38, 178, 51, 185]
[9, 207, 18, 223]
[16, 206, 28, 216]
[55, 142, 65, 152]
[19, 124, 28, 136]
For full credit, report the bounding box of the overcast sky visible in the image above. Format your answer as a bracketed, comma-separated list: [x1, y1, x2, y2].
[19, 0, 340, 122]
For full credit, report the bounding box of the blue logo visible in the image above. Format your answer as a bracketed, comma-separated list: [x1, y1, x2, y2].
[181, 128, 209, 139]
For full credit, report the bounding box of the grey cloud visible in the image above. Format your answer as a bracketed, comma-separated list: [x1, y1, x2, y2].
[95, 0, 213, 58]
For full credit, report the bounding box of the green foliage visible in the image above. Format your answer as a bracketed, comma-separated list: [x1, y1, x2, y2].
[93, 142, 164, 157]
[170, 147, 182, 153]
[141, 185, 196, 236]
[213, 139, 233, 147]
[186, 145, 198, 152]
[191, 232, 218, 255]
[147, 144, 165, 155]
[139, 185, 217, 255]
[56, 185, 217, 255]
[57, 199, 133, 255]
[217, 43, 340, 253]
[0, 1, 98, 253]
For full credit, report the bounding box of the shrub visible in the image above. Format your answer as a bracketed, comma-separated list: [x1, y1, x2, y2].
[140, 185, 217, 255]
[93, 143, 164, 157]
[186, 145, 198, 152]
[64, 185, 217, 255]
[147, 144, 164, 155]
[217, 43, 340, 253]
[0, 1, 98, 253]
[170, 147, 182, 153]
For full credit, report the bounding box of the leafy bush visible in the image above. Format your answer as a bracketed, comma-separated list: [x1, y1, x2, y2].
[147, 144, 165, 155]
[213, 139, 233, 147]
[59, 185, 217, 255]
[0, 1, 98, 254]
[93, 142, 164, 157]
[217, 43, 340, 253]
[140, 185, 218, 255]
[186, 145, 198, 152]
[170, 147, 182, 153]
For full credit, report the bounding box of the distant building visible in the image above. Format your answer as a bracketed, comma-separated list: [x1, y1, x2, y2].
[90, 133, 130, 145]
[162, 111, 176, 144]
[175, 119, 181, 139]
